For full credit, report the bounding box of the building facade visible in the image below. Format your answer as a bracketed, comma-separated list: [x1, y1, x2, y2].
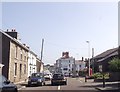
[75, 60, 86, 72]
[56, 52, 75, 76]
[92, 47, 118, 73]
[36, 57, 44, 73]
[0, 29, 29, 83]
[28, 50, 37, 77]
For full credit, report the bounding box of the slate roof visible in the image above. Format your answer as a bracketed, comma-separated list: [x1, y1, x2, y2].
[0, 30, 29, 51]
[97, 51, 118, 62]
[93, 47, 118, 59]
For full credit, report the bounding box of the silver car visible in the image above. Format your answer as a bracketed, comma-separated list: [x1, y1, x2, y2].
[28, 73, 45, 86]
[0, 75, 18, 92]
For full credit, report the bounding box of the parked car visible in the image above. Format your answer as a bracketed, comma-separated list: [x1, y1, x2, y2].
[0, 75, 18, 92]
[51, 73, 67, 85]
[64, 73, 69, 77]
[44, 73, 52, 81]
[28, 73, 45, 86]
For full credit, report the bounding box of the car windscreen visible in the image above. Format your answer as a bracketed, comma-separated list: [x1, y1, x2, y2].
[0, 75, 7, 83]
[31, 73, 43, 77]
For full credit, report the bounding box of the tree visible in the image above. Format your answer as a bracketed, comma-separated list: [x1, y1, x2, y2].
[109, 58, 120, 72]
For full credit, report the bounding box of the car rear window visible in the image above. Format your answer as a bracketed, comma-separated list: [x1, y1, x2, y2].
[31, 73, 43, 77]
[53, 74, 64, 79]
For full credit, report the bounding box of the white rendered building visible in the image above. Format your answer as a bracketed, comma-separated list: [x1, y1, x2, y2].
[28, 51, 37, 77]
[56, 52, 75, 76]
[75, 60, 86, 72]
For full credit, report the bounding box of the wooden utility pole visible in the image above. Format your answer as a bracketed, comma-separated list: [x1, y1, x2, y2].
[41, 39, 44, 62]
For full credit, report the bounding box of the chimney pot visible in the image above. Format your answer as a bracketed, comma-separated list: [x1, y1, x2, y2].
[62, 52, 65, 57]
[12, 29, 14, 32]
[82, 57, 84, 61]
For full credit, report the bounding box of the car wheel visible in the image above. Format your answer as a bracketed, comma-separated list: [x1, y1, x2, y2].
[28, 83, 31, 87]
[14, 88, 18, 92]
[40, 82, 45, 86]
[64, 82, 67, 85]
[43, 82, 45, 86]
[51, 82, 54, 86]
[38, 83, 42, 86]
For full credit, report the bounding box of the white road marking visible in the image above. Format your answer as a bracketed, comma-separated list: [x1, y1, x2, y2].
[80, 80, 83, 83]
[58, 85, 60, 90]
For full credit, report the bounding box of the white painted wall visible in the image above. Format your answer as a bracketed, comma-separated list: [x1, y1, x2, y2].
[75, 60, 86, 71]
[28, 51, 37, 77]
[56, 57, 75, 76]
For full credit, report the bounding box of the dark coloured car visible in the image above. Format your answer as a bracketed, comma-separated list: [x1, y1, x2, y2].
[0, 75, 18, 92]
[51, 73, 67, 85]
[28, 73, 45, 86]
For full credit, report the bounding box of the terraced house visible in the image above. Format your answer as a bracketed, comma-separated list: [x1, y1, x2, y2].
[0, 29, 29, 83]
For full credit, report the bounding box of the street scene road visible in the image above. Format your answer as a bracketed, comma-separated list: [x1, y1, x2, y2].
[0, 1, 120, 92]
[18, 77, 99, 92]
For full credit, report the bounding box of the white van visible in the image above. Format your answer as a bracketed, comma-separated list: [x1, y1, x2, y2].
[44, 73, 52, 80]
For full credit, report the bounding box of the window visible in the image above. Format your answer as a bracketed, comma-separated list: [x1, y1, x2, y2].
[14, 63, 17, 76]
[20, 48, 22, 60]
[15, 46, 18, 58]
[24, 64, 26, 74]
[63, 68, 68, 70]
[24, 56, 26, 61]
[30, 71, 31, 75]
[79, 65, 81, 68]
[20, 64, 22, 78]
[20, 54, 22, 60]
[99, 65, 102, 72]
[24, 51, 27, 61]
[69, 64, 70, 67]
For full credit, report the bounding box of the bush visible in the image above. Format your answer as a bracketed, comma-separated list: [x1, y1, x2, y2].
[79, 71, 86, 77]
[109, 58, 120, 72]
[93, 72, 109, 79]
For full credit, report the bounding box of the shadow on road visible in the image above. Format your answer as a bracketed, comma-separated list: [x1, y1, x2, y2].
[20, 83, 66, 87]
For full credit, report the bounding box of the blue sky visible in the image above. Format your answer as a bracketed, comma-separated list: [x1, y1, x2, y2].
[1, 2, 118, 65]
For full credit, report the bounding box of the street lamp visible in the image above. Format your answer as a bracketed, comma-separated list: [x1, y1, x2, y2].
[86, 41, 90, 76]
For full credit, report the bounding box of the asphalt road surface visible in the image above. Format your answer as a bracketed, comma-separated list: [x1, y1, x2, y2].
[18, 77, 100, 92]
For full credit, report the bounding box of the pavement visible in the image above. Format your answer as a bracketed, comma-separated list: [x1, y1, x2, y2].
[15, 81, 27, 90]
[95, 81, 120, 92]
[80, 77, 120, 92]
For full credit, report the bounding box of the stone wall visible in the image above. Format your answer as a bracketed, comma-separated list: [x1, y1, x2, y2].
[9, 41, 28, 83]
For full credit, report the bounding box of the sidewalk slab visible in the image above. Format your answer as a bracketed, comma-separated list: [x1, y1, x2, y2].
[15, 82, 27, 90]
[95, 87, 120, 92]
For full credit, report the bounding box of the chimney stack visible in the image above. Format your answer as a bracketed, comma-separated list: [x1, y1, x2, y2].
[82, 57, 84, 61]
[5, 29, 18, 39]
[62, 52, 69, 58]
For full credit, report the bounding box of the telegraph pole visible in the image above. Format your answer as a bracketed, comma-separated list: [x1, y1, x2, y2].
[86, 41, 90, 76]
[92, 48, 94, 73]
[41, 39, 44, 62]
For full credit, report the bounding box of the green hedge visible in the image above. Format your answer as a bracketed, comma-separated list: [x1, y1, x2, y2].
[93, 72, 109, 79]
